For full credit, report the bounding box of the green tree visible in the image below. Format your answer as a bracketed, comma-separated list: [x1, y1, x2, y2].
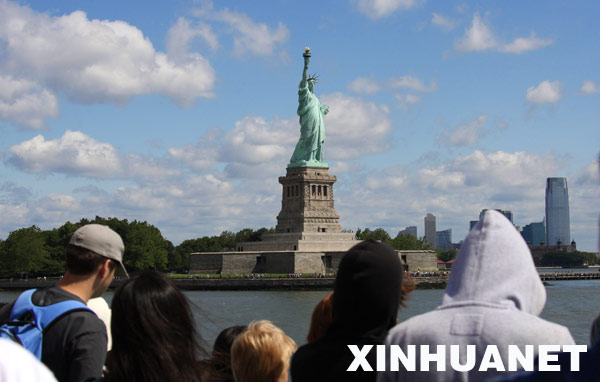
[390, 234, 430, 250]
[1, 226, 50, 276]
[355, 228, 392, 244]
[0, 238, 6, 277]
[540, 251, 596, 267]
[218, 231, 237, 251]
[437, 249, 457, 262]
[121, 221, 169, 272]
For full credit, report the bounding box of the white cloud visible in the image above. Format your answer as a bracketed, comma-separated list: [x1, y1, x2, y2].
[575, 159, 600, 186]
[166, 17, 219, 61]
[6, 130, 121, 177]
[353, 0, 418, 19]
[449, 150, 561, 191]
[396, 94, 422, 110]
[579, 80, 599, 95]
[432, 13, 458, 31]
[501, 34, 553, 54]
[456, 14, 552, 54]
[390, 76, 438, 92]
[168, 130, 220, 172]
[526, 80, 562, 104]
[0, 0, 216, 120]
[321, 93, 394, 159]
[122, 154, 181, 182]
[36, 194, 80, 212]
[436, 114, 488, 147]
[330, 161, 360, 174]
[219, 117, 298, 171]
[347, 77, 382, 94]
[5, 130, 195, 182]
[0, 203, 29, 230]
[210, 9, 289, 57]
[0, 76, 58, 129]
[455, 14, 497, 53]
[418, 167, 466, 190]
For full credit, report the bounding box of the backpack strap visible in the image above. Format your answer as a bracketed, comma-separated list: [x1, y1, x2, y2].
[9, 289, 93, 331]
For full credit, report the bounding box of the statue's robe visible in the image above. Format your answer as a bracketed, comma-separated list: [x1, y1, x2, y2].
[290, 81, 326, 166]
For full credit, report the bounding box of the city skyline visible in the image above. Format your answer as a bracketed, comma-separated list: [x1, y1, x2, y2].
[0, 1, 598, 252]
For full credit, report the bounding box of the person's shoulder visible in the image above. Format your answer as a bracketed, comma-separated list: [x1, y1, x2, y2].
[388, 310, 442, 338]
[525, 315, 575, 344]
[55, 308, 103, 332]
[291, 338, 334, 374]
[0, 338, 58, 381]
[30, 286, 86, 308]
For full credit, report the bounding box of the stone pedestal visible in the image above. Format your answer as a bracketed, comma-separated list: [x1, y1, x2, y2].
[236, 166, 356, 253]
[276, 167, 342, 233]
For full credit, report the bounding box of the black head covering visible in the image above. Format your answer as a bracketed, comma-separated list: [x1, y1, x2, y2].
[291, 240, 403, 382]
[329, 239, 403, 342]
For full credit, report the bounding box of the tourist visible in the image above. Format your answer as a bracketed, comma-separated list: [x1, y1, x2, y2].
[202, 325, 248, 382]
[0, 224, 127, 382]
[230, 320, 297, 382]
[291, 240, 405, 382]
[378, 210, 575, 382]
[103, 270, 207, 382]
[306, 293, 334, 343]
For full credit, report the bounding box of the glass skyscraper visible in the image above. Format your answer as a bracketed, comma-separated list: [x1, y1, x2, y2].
[521, 221, 545, 246]
[398, 226, 417, 237]
[436, 229, 452, 250]
[545, 177, 570, 245]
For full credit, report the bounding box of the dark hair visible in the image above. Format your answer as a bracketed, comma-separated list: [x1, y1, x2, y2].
[66, 244, 115, 275]
[208, 325, 247, 382]
[105, 271, 205, 382]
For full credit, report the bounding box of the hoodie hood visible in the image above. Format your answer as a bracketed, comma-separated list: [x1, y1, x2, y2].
[442, 210, 546, 316]
[329, 240, 403, 343]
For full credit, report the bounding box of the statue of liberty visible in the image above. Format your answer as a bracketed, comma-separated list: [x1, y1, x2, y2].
[288, 47, 329, 168]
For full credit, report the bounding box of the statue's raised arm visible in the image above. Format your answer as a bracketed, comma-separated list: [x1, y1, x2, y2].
[300, 47, 310, 89]
[288, 47, 329, 168]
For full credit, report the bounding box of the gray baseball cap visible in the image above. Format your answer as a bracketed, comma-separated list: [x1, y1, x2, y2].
[69, 224, 128, 278]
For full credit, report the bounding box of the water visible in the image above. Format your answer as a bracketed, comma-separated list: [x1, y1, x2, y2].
[1, 280, 599, 349]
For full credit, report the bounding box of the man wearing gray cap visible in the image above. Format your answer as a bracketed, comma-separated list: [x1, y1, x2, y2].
[0, 224, 127, 382]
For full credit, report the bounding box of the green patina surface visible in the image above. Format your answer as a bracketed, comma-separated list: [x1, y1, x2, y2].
[289, 48, 329, 168]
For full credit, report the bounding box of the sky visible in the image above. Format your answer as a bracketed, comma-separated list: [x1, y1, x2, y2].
[0, 0, 599, 252]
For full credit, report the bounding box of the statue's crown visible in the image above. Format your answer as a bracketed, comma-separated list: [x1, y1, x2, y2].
[308, 73, 319, 83]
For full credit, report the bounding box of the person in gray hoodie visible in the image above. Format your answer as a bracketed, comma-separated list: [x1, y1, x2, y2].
[378, 209, 575, 382]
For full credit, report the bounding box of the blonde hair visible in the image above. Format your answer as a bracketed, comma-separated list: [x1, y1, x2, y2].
[231, 320, 297, 382]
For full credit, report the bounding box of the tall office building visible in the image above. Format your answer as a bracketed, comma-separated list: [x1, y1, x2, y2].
[436, 229, 452, 250]
[521, 221, 545, 246]
[545, 177, 570, 245]
[424, 213, 436, 249]
[398, 226, 417, 237]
